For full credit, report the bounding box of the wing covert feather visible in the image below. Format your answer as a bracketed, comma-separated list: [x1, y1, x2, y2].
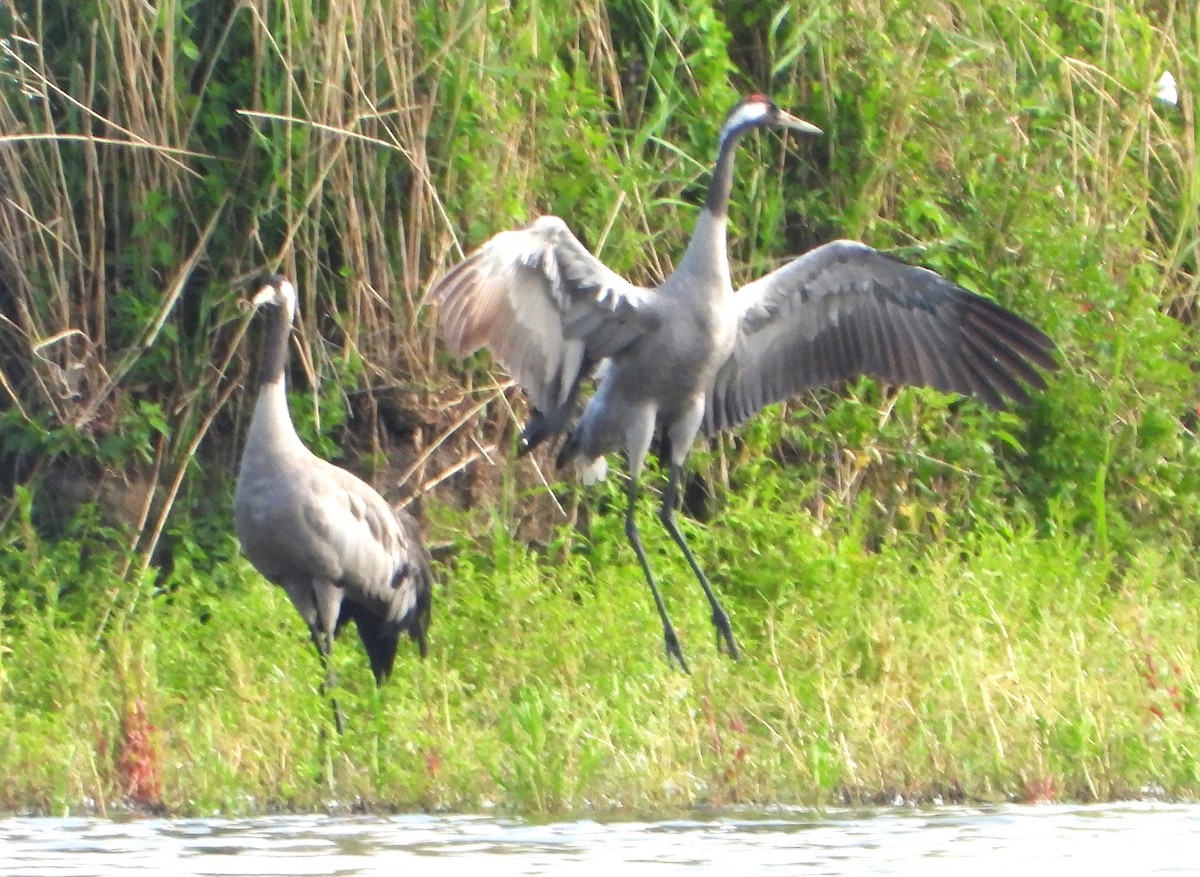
[300, 463, 427, 617]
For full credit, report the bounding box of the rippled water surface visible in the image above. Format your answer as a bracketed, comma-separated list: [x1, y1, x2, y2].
[3, 803, 1199, 875]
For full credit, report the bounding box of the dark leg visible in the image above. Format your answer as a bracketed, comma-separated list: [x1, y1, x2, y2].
[311, 628, 346, 735]
[625, 473, 690, 672]
[661, 464, 740, 660]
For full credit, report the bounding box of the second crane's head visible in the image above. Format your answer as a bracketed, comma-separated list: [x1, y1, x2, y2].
[719, 94, 822, 147]
[250, 273, 298, 324]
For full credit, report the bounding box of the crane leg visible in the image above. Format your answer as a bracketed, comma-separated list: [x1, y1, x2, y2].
[660, 464, 740, 660]
[310, 628, 346, 736]
[625, 474, 690, 672]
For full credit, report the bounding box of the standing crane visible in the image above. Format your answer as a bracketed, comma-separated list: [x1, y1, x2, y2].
[430, 94, 1057, 671]
[235, 274, 433, 732]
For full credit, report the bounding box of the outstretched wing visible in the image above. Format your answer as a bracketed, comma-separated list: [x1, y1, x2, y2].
[704, 239, 1058, 434]
[430, 216, 660, 415]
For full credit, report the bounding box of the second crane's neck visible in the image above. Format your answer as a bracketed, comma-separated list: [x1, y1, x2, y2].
[677, 130, 744, 288]
[248, 304, 304, 452]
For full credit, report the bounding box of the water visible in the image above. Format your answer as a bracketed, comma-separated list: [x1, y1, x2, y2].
[2, 803, 1198, 876]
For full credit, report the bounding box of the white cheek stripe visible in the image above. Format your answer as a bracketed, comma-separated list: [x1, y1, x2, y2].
[719, 102, 770, 142]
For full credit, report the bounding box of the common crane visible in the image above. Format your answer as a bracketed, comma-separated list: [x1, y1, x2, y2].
[430, 95, 1056, 670]
[235, 274, 433, 731]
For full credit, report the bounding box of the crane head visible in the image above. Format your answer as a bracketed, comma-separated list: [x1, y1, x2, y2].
[720, 94, 822, 145]
[248, 273, 298, 321]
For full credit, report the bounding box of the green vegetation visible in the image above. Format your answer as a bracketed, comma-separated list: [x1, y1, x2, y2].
[1, 0, 1198, 815]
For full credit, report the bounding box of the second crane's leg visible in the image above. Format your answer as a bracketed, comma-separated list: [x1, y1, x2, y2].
[625, 474, 690, 672]
[311, 628, 346, 736]
[660, 464, 740, 660]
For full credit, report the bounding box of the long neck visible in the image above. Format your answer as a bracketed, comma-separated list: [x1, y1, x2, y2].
[703, 129, 743, 219]
[676, 130, 743, 286]
[248, 305, 302, 451]
[258, 303, 291, 388]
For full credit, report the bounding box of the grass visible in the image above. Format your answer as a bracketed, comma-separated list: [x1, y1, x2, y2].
[2, 471, 1199, 816]
[1, 0, 1199, 814]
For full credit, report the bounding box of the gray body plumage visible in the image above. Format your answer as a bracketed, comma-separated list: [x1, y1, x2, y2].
[235, 275, 431, 725]
[430, 95, 1056, 669]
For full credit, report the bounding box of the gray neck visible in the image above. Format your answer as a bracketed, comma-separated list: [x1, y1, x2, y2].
[702, 130, 743, 218]
[258, 304, 291, 387]
[675, 132, 742, 285]
[247, 304, 303, 453]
